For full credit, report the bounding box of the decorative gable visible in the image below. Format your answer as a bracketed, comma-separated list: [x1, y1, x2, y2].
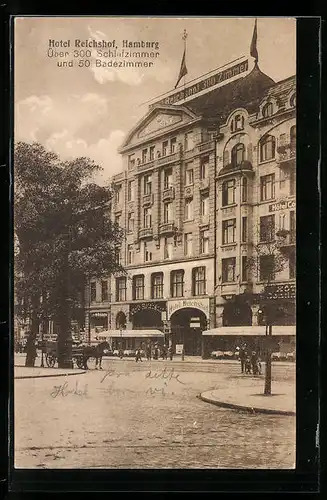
[137, 113, 182, 138]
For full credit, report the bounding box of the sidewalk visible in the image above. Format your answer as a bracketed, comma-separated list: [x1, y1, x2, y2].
[14, 355, 86, 379]
[200, 375, 295, 416]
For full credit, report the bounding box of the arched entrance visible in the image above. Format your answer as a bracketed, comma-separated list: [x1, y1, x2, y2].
[170, 308, 207, 356]
[222, 301, 252, 327]
[132, 309, 163, 330]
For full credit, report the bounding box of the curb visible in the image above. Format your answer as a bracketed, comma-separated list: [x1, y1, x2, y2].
[15, 370, 87, 380]
[198, 393, 296, 416]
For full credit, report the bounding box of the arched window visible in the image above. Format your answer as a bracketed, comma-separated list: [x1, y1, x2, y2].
[260, 135, 276, 162]
[290, 125, 296, 149]
[241, 176, 248, 202]
[262, 102, 273, 118]
[231, 143, 245, 167]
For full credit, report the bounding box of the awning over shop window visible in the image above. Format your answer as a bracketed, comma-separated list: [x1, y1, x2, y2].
[101, 329, 164, 338]
[202, 326, 296, 336]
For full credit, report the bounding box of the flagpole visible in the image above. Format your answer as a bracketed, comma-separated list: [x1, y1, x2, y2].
[183, 29, 187, 102]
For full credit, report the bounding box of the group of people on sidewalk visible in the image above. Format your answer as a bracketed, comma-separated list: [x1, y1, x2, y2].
[237, 344, 262, 376]
[135, 342, 174, 362]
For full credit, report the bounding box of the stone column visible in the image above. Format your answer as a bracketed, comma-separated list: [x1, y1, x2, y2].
[216, 304, 224, 327]
[251, 304, 260, 326]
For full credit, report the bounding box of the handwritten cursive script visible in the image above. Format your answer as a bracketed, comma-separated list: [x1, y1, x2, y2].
[144, 367, 185, 385]
[50, 380, 89, 398]
[100, 369, 131, 384]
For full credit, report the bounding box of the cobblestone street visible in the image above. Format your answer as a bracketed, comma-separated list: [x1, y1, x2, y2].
[14, 358, 296, 469]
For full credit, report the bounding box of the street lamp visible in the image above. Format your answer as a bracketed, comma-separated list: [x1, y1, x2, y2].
[40, 324, 45, 367]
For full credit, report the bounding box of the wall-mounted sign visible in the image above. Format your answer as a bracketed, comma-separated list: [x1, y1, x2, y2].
[269, 200, 296, 212]
[175, 344, 184, 355]
[167, 298, 210, 319]
[155, 60, 249, 107]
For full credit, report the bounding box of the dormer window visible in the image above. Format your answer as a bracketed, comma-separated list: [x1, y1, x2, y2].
[262, 102, 274, 118]
[230, 114, 245, 133]
[290, 94, 296, 108]
[231, 143, 245, 167]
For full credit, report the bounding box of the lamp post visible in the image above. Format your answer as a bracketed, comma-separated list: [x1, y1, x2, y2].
[40, 322, 45, 367]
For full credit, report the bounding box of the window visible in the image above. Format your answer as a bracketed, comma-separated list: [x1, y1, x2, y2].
[164, 237, 173, 260]
[241, 176, 248, 202]
[260, 135, 276, 162]
[142, 148, 148, 164]
[184, 233, 193, 257]
[90, 282, 96, 302]
[192, 267, 206, 296]
[259, 255, 275, 282]
[162, 140, 168, 157]
[279, 213, 286, 230]
[279, 168, 287, 190]
[184, 198, 193, 220]
[222, 219, 236, 245]
[290, 94, 296, 108]
[170, 137, 177, 154]
[164, 168, 173, 189]
[144, 207, 152, 228]
[144, 241, 152, 262]
[101, 280, 108, 302]
[290, 125, 296, 149]
[242, 256, 248, 282]
[133, 275, 144, 300]
[151, 273, 163, 299]
[290, 211, 296, 242]
[200, 157, 209, 179]
[184, 131, 194, 151]
[260, 174, 275, 201]
[200, 230, 210, 254]
[127, 180, 134, 201]
[231, 114, 245, 132]
[222, 257, 236, 282]
[262, 102, 273, 117]
[260, 215, 275, 242]
[115, 185, 122, 204]
[149, 146, 155, 161]
[127, 212, 134, 232]
[144, 174, 152, 194]
[127, 244, 134, 264]
[290, 169, 296, 196]
[200, 191, 209, 217]
[289, 250, 295, 279]
[115, 249, 122, 265]
[128, 154, 135, 170]
[242, 217, 247, 243]
[231, 143, 245, 167]
[222, 179, 236, 206]
[163, 202, 173, 223]
[116, 277, 127, 302]
[185, 166, 194, 185]
[171, 270, 184, 297]
[115, 214, 121, 226]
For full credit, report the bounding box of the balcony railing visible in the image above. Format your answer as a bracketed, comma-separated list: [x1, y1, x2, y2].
[276, 231, 296, 247]
[162, 186, 175, 202]
[197, 140, 215, 153]
[159, 222, 175, 235]
[157, 151, 179, 166]
[138, 227, 153, 239]
[142, 193, 154, 206]
[277, 143, 296, 165]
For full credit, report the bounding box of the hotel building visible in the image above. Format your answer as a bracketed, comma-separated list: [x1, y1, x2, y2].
[87, 57, 296, 357]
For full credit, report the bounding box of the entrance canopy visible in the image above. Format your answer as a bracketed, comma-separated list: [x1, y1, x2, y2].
[202, 326, 296, 336]
[101, 329, 164, 338]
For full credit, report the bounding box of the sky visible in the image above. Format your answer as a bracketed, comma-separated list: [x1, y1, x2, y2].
[14, 17, 296, 185]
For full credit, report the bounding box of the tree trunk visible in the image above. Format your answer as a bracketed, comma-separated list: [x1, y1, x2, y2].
[264, 324, 272, 395]
[25, 306, 39, 367]
[57, 268, 73, 369]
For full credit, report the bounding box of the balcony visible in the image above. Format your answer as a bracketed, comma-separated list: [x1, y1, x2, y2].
[162, 186, 175, 202]
[199, 178, 210, 191]
[197, 140, 215, 154]
[138, 227, 153, 239]
[157, 151, 179, 167]
[277, 144, 296, 167]
[276, 230, 296, 249]
[184, 185, 194, 198]
[159, 222, 175, 235]
[221, 283, 238, 297]
[142, 193, 154, 207]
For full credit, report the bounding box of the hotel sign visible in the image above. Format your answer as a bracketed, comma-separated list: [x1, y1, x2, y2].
[156, 60, 249, 106]
[269, 200, 296, 212]
[167, 298, 210, 319]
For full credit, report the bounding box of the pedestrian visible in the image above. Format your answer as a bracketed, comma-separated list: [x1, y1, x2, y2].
[251, 350, 260, 375]
[245, 355, 252, 374]
[135, 347, 142, 362]
[239, 344, 247, 374]
[161, 344, 167, 360]
[168, 345, 173, 361]
[146, 343, 151, 361]
[153, 343, 159, 360]
[24, 332, 38, 367]
[118, 346, 124, 359]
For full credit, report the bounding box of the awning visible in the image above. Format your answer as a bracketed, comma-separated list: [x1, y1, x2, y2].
[100, 329, 164, 338]
[202, 326, 296, 336]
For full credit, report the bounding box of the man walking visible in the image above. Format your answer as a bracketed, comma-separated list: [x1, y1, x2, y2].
[238, 344, 247, 374]
[135, 347, 142, 362]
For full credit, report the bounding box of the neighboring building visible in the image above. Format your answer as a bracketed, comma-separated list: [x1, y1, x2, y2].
[87, 55, 296, 357]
